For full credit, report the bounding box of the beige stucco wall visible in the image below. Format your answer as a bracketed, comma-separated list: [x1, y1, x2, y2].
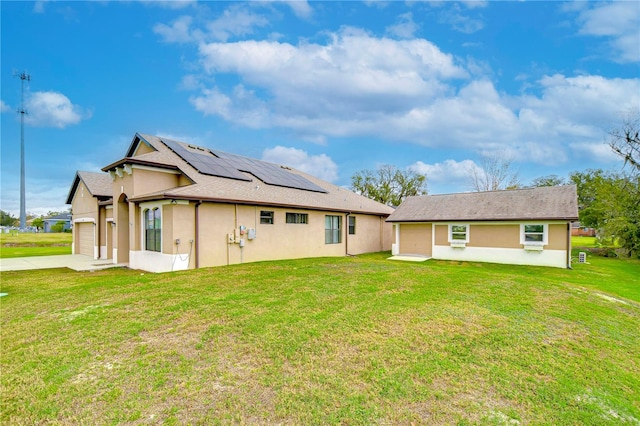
[161, 203, 389, 269]
[347, 214, 391, 255]
[399, 223, 432, 256]
[468, 224, 521, 248]
[134, 142, 155, 156]
[434, 222, 569, 251]
[132, 168, 181, 196]
[71, 181, 99, 220]
[548, 224, 568, 251]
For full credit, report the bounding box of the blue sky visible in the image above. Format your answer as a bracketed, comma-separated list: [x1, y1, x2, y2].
[1, 0, 639, 216]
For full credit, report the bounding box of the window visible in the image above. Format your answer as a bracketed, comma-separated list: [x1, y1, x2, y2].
[348, 216, 356, 235]
[144, 207, 161, 252]
[325, 215, 342, 244]
[260, 211, 274, 224]
[449, 224, 469, 243]
[286, 212, 308, 224]
[523, 224, 546, 244]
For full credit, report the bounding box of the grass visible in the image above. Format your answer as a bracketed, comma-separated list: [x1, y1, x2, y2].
[0, 232, 71, 258]
[572, 236, 599, 248]
[1, 252, 639, 424]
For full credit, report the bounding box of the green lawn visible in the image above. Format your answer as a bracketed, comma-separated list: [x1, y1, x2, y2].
[1, 253, 639, 424]
[0, 232, 71, 258]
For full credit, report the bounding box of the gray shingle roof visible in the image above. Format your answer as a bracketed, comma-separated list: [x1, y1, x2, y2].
[102, 133, 394, 216]
[387, 185, 579, 222]
[77, 171, 112, 197]
[66, 171, 113, 204]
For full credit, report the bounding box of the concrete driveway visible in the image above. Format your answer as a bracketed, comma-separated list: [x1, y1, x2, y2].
[0, 255, 126, 272]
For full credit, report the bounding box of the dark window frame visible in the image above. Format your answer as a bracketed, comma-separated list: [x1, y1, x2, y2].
[260, 210, 274, 225]
[286, 212, 308, 224]
[348, 216, 356, 235]
[144, 207, 161, 252]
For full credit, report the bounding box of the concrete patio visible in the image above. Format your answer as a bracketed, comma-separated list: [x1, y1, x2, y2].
[0, 255, 126, 272]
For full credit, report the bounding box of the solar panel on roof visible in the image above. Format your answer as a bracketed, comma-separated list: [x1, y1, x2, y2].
[161, 138, 251, 182]
[161, 137, 327, 193]
[211, 149, 327, 193]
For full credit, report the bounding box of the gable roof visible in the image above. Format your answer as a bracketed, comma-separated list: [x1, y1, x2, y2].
[387, 185, 579, 223]
[66, 171, 113, 204]
[100, 133, 395, 216]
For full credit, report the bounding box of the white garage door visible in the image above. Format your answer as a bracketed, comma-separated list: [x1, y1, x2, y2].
[77, 223, 94, 257]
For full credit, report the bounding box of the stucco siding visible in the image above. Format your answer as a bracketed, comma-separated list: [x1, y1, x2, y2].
[398, 224, 432, 257]
[468, 224, 520, 249]
[548, 224, 568, 250]
[133, 168, 180, 196]
[347, 215, 391, 255]
[71, 181, 99, 219]
[434, 225, 448, 246]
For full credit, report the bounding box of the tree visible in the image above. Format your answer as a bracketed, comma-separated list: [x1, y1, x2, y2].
[32, 217, 44, 230]
[0, 210, 16, 227]
[467, 153, 521, 192]
[531, 175, 566, 187]
[351, 165, 427, 207]
[570, 169, 640, 258]
[608, 110, 640, 174]
[51, 221, 66, 233]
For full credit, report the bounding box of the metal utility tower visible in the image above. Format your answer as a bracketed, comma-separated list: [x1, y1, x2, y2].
[16, 71, 30, 230]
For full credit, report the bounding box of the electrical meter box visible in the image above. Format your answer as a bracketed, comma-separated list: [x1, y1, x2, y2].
[239, 238, 245, 247]
[247, 228, 256, 240]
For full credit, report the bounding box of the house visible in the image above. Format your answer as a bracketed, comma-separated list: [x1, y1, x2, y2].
[386, 186, 579, 268]
[571, 222, 597, 237]
[66, 133, 394, 272]
[43, 213, 72, 233]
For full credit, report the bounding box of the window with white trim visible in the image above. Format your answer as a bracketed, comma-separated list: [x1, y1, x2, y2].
[448, 224, 469, 244]
[522, 224, 547, 245]
[144, 207, 161, 252]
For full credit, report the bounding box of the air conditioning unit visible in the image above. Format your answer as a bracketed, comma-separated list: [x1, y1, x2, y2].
[578, 252, 587, 263]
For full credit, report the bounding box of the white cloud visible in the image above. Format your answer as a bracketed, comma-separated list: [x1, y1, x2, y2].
[386, 12, 419, 39]
[192, 27, 467, 124]
[33, 1, 48, 13]
[408, 159, 479, 184]
[153, 15, 194, 43]
[0, 100, 10, 113]
[282, 0, 313, 19]
[206, 5, 269, 42]
[179, 19, 638, 169]
[575, 2, 640, 63]
[25, 91, 89, 128]
[262, 146, 338, 182]
[139, 0, 196, 10]
[438, 4, 484, 34]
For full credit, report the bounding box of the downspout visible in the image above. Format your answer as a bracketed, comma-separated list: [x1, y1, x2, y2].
[566, 221, 572, 269]
[195, 200, 202, 269]
[345, 212, 350, 256]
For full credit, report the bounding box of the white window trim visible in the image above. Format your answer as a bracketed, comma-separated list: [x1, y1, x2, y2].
[520, 223, 548, 248]
[448, 223, 470, 247]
